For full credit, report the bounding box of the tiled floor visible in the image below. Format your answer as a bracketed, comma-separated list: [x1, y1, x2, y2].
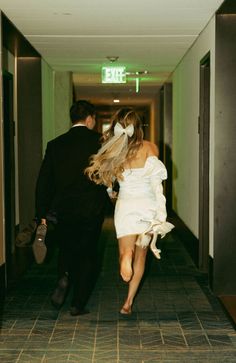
[0, 217, 236, 362]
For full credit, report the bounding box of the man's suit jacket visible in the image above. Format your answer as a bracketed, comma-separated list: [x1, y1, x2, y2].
[35, 126, 109, 221]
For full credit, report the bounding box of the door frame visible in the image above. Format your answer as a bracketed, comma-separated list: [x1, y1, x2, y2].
[198, 52, 210, 272]
[3, 70, 15, 283]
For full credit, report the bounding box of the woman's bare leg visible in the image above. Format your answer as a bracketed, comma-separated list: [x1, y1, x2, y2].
[120, 245, 148, 314]
[118, 235, 137, 282]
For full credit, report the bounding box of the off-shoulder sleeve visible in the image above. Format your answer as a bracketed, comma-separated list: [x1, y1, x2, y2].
[136, 157, 174, 251]
[144, 156, 167, 180]
[144, 157, 167, 222]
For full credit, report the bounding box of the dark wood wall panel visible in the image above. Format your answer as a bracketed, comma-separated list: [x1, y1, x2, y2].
[214, 13, 236, 294]
[17, 58, 42, 228]
[163, 83, 173, 213]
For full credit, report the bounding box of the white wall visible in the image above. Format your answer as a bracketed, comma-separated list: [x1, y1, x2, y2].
[172, 16, 215, 257]
[54, 71, 72, 138]
[41, 60, 55, 154]
[41, 66, 73, 154]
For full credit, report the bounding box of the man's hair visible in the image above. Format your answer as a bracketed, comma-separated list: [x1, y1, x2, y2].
[70, 100, 95, 124]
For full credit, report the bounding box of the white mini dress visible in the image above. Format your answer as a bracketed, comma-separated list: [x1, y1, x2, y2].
[114, 156, 173, 243]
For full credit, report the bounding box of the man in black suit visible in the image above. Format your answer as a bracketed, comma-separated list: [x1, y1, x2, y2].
[35, 100, 109, 316]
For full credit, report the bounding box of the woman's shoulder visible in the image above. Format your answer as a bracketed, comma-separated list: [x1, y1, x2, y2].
[142, 140, 159, 156]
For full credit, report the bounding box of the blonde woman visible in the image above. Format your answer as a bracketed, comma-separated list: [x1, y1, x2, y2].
[85, 108, 174, 314]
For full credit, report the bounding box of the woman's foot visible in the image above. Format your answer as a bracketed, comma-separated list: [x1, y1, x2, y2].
[120, 253, 133, 282]
[120, 304, 132, 315]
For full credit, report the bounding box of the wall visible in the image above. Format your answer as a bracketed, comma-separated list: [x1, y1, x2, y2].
[172, 17, 215, 256]
[214, 13, 236, 294]
[17, 58, 42, 228]
[41, 69, 72, 156]
[0, 15, 5, 266]
[150, 97, 159, 145]
[41, 60, 55, 154]
[54, 72, 72, 138]
[2, 48, 19, 228]
[163, 83, 173, 212]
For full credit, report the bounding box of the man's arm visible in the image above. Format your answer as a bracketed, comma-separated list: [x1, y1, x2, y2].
[35, 142, 55, 222]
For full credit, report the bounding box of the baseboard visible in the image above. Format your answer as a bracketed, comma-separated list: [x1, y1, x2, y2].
[171, 211, 199, 267]
[0, 263, 6, 298]
[208, 255, 214, 290]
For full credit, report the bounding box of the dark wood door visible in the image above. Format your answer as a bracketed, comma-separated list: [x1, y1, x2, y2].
[198, 53, 210, 272]
[3, 71, 16, 284]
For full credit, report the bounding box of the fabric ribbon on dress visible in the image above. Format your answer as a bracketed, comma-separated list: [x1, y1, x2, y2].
[136, 219, 174, 259]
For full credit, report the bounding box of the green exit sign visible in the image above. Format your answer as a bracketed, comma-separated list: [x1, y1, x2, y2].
[102, 66, 126, 83]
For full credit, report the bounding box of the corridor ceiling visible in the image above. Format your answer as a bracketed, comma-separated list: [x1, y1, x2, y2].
[1, 0, 224, 101]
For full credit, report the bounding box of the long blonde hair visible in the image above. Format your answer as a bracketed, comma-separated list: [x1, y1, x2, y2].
[85, 107, 143, 187]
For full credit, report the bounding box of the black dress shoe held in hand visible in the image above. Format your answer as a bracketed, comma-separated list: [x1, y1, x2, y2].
[51, 273, 69, 309]
[32, 223, 47, 264]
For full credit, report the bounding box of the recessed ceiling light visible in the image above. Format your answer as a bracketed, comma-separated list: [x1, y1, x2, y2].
[106, 56, 119, 63]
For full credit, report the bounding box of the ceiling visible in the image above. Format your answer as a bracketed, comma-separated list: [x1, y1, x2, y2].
[0, 0, 224, 103]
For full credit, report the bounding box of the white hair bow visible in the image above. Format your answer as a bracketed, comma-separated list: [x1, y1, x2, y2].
[114, 122, 134, 137]
[96, 121, 134, 159]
